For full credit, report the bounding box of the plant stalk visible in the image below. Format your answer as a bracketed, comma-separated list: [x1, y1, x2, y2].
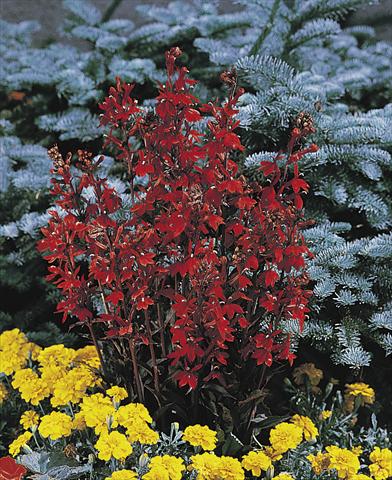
[128, 338, 145, 402]
[87, 321, 108, 379]
[144, 310, 160, 394]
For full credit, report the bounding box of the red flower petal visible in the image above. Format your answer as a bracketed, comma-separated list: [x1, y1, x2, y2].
[0, 456, 27, 480]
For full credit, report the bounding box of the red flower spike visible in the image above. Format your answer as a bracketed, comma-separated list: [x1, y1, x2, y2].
[39, 47, 314, 395]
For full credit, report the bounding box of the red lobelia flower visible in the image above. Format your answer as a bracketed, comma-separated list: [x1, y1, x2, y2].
[38, 48, 315, 396]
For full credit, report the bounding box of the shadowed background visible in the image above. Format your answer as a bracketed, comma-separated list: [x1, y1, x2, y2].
[1, 0, 391, 43]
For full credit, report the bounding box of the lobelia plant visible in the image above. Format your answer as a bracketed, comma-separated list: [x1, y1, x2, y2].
[38, 48, 316, 438]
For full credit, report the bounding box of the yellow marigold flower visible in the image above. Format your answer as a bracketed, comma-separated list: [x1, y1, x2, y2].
[269, 422, 303, 454]
[113, 403, 157, 444]
[0, 382, 8, 403]
[272, 474, 295, 480]
[218, 456, 245, 480]
[105, 471, 138, 480]
[12, 369, 50, 405]
[242, 450, 272, 475]
[0, 351, 26, 376]
[143, 455, 184, 480]
[40, 364, 67, 392]
[114, 402, 152, 426]
[38, 411, 73, 440]
[344, 383, 375, 412]
[38, 344, 76, 368]
[326, 446, 360, 479]
[94, 422, 109, 436]
[95, 431, 132, 461]
[0, 328, 26, 347]
[369, 447, 392, 480]
[189, 453, 244, 480]
[188, 453, 217, 479]
[188, 453, 214, 479]
[183, 424, 217, 451]
[19, 379, 50, 405]
[307, 452, 330, 475]
[51, 366, 97, 407]
[79, 393, 114, 434]
[293, 363, 323, 386]
[74, 345, 101, 369]
[320, 410, 332, 420]
[1, 329, 28, 353]
[12, 368, 36, 388]
[352, 475, 373, 480]
[141, 471, 167, 480]
[9, 431, 32, 456]
[0, 330, 40, 375]
[107, 386, 128, 402]
[20, 410, 40, 430]
[291, 415, 318, 441]
[33, 380, 52, 405]
[345, 382, 375, 402]
[126, 418, 159, 445]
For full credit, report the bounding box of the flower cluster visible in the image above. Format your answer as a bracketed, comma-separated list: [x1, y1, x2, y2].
[182, 425, 217, 451]
[286, 364, 391, 480]
[39, 411, 73, 440]
[8, 432, 32, 457]
[3, 350, 317, 480]
[369, 448, 392, 480]
[307, 446, 392, 479]
[0, 328, 41, 376]
[38, 48, 315, 400]
[144, 455, 185, 480]
[1, 336, 390, 480]
[189, 453, 244, 480]
[0, 329, 101, 409]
